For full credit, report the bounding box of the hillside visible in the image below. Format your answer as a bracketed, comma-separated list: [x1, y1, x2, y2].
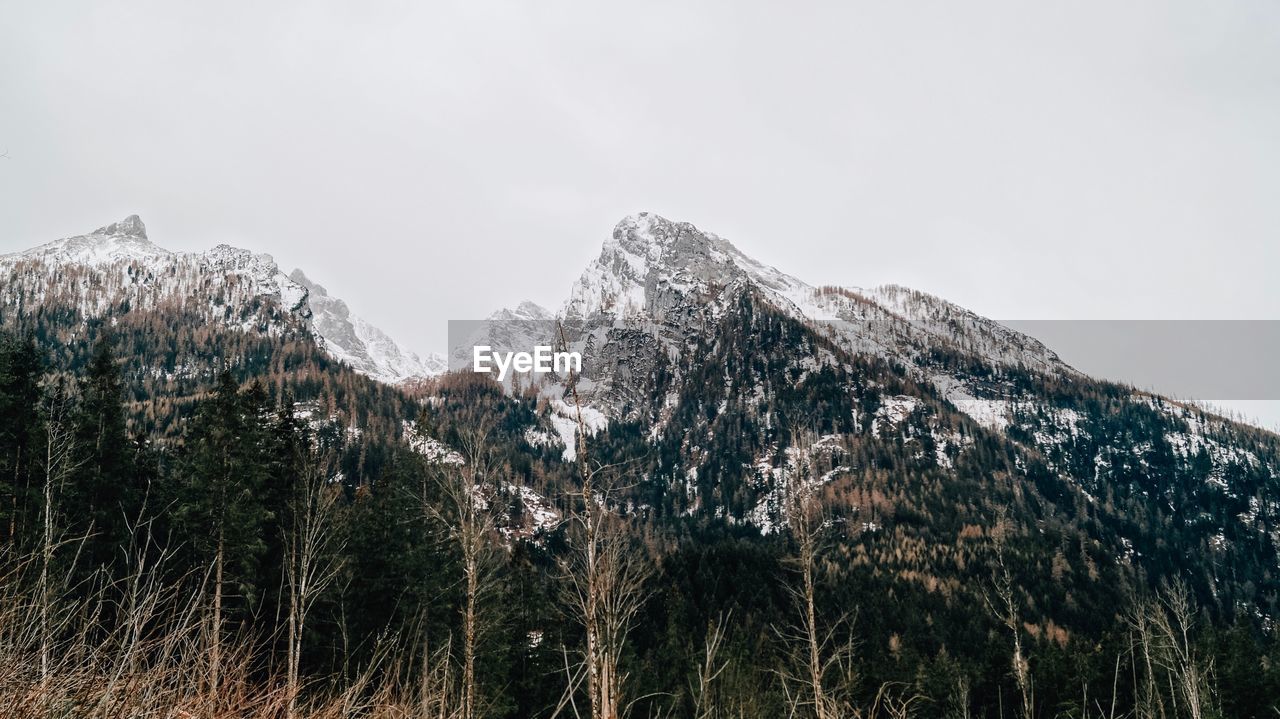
[1, 213, 1277, 717]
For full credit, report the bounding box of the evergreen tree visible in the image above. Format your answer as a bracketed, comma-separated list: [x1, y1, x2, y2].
[261, 390, 310, 657]
[172, 370, 273, 693]
[64, 338, 143, 576]
[0, 331, 43, 548]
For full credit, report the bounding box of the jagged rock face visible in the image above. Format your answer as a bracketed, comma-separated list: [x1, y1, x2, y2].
[289, 270, 444, 383]
[488, 300, 554, 322]
[1, 216, 442, 384]
[553, 212, 1072, 420]
[557, 214, 756, 415]
[518, 214, 1280, 573]
[563, 214, 761, 346]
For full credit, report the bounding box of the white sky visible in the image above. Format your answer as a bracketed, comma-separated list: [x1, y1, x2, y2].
[2, 1, 1277, 427]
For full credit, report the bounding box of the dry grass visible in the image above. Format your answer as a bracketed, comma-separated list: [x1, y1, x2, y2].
[0, 550, 445, 719]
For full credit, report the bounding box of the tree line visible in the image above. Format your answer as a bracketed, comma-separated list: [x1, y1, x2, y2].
[3, 329, 1280, 717]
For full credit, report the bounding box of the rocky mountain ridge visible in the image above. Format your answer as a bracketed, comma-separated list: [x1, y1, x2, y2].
[1, 216, 444, 384]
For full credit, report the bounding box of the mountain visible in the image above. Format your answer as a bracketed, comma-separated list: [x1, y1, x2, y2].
[4, 210, 1280, 714]
[465, 211, 1280, 712]
[288, 269, 446, 383]
[558, 212, 1071, 419]
[0, 216, 443, 385]
[443, 301, 558, 388]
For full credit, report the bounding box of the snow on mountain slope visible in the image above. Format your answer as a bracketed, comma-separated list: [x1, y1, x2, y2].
[289, 270, 445, 383]
[489, 301, 555, 323]
[1, 216, 442, 384]
[557, 212, 1074, 417]
[11, 215, 172, 266]
[444, 301, 558, 376]
[562, 212, 806, 327]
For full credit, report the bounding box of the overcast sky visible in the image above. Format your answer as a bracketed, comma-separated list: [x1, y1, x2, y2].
[2, 1, 1277, 426]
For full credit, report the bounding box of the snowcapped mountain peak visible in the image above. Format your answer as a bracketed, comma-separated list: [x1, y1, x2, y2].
[488, 301, 553, 322]
[609, 212, 682, 258]
[608, 212, 735, 268]
[514, 300, 553, 319]
[556, 213, 1076, 418]
[8, 215, 173, 267]
[565, 212, 809, 327]
[288, 266, 444, 382]
[2, 217, 443, 386]
[95, 214, 148, 240]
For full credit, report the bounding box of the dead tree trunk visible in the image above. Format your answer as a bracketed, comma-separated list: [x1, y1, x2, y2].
[553, 329, 649, 719]
[284, 451, 343, 719]
[776, 436, 851, 719]
[418, 422, 505, 719]
[38, 387, 79, 689]
[987, 512, 1033, 719]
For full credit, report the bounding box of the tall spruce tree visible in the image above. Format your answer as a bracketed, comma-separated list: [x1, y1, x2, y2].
[173, 370, 273, 694]
[261, 390, 308, 651]
[0, 331, 43, 548]
[65, 338, 143, 576]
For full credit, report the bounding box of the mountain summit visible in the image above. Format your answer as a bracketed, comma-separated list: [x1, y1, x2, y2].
[8, 214, 171, 267]
[95, 214, 148, 239]
[0, 217, 442, 384]
[555, 212, 1068, 418]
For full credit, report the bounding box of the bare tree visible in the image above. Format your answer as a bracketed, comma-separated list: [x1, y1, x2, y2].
[985, 511, 1033, 719]
[690, 613, 731, 719]
[419, 423, 506, 719]
[283, 449, 345, 719]
[774, 437, 855, 719]
[858, 683, 923, 719]
[551, 331, 651, 719]
[557, 462, 650, 719]
[1131, 581, 1214, 719]
[38, 383, 82, 687]
[1125, 593, 1169, 719]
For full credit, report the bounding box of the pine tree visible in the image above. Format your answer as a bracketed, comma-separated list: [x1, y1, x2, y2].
[0, 331, 43, 548]
[65, 338, 143, 578]
[172, 370, 272, 698]
[260, 390, 306, 653]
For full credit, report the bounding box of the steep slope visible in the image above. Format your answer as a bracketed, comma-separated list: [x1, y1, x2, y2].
[289, 269, 445, 383]
[536, 213, 1280, 628]
[1, 216, 442, 385]
[556, 213, 1074, 419]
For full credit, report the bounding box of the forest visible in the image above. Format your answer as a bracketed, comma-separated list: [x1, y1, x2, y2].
[2, 326, 1279, 719]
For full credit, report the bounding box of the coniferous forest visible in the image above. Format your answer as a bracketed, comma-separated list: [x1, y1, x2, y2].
[8, 1, 1280, 715]
[3, 307, 1280, 718]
